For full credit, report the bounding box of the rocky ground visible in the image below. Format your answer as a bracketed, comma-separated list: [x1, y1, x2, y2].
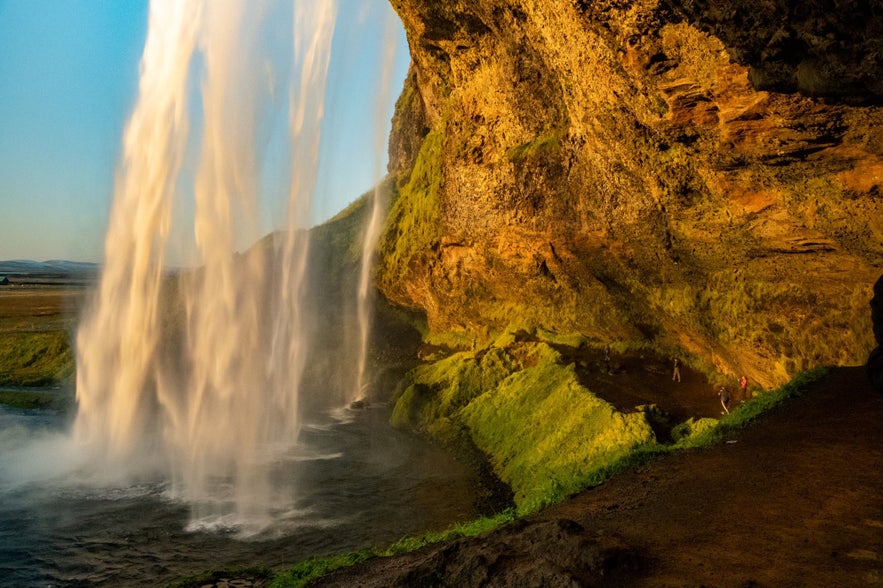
[309, 365, 883, 587]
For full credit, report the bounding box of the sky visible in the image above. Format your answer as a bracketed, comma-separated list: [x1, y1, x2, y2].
[0, 0, 410, 264]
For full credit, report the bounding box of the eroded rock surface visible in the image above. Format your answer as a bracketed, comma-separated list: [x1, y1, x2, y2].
[380, 0, 883, 386]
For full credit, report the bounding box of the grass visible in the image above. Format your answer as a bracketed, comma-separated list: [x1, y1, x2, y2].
[268, 510, 517, 588]
[0, 388, 73, 411]
[0, 330, 74, 386]
[390, 333, 831, 516]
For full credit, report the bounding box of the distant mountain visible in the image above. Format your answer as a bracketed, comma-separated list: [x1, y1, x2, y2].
[0, 260, 99, 277]
[42, 260, 101, 274]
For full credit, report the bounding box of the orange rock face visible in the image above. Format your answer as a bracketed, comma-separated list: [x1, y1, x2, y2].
[380, 0, 883, 387]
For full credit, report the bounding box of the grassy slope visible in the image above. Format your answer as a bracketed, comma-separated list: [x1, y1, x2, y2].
[0, 330, 74, 387]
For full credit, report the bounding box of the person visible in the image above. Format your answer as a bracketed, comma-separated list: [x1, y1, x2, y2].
[740, 375, 748, 399]
[672, 356, 682, 382]
[603, 344, 612, 375]
[718, 386, 731, 414]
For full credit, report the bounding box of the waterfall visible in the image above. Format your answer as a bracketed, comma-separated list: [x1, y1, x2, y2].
[353, 9, 400, 403]
[73, 0, 339, 533]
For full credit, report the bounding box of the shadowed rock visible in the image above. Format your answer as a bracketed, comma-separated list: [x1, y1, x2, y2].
[869, 274, 883, 393]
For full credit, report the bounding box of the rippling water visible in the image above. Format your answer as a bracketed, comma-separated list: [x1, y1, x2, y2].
[0, 399, 479, 587]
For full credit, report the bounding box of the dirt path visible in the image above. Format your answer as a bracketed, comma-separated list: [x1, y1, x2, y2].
[313, 366, 883, 587]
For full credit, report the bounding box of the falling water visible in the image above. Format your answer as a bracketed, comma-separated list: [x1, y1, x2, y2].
[74, 0, 339, 533]
[353, 11, 400, 403]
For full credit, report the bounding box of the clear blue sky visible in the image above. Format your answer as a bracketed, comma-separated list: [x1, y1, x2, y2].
[0, 0, 409, 263]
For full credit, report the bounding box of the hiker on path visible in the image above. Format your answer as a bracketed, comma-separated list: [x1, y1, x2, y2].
[672, 356, 682, 382]
[603, 344, 612, 375]
[718, 386, 731, 414]
[740, 375, 748, 400]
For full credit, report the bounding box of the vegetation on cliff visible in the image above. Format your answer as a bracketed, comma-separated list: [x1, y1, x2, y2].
[377, 127, 444, 298]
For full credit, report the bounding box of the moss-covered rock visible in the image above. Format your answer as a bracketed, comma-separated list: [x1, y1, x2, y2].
[392, 341, 655, 513]
[460, 343, 654, 513]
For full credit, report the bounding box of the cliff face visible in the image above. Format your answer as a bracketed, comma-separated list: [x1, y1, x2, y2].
[380, 0, 883, 387]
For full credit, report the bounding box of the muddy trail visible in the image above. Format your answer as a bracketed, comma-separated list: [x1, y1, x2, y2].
[313, 366, 883, 587]
[558, 346, 733, 425]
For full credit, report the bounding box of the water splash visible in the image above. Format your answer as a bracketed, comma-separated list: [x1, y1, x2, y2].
[74, 0, 339, 534]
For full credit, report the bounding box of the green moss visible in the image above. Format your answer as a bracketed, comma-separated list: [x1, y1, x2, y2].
[390, 347, 520, 439]
[536, 328, 589, 349]
[378, 128, 445, 292]
[670, 417, 718, 444]
[491, 325, 524, 349]
[269, 510, 517, 588]
[506, 131, 563, 162]
[316, 192, 370, 260]
[392, 340, 655, 515]
[0, 330, 74, 386]
[459, 343, 654, 513]
[270, 553, 372, 588]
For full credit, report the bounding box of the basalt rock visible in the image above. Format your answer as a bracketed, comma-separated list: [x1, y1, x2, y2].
[380, 0, 883, 387]
[316, 518, 642, 587]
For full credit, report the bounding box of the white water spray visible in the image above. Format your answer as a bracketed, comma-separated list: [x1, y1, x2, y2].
[353, 9, 400, 403]
[74, 0, 339, 533]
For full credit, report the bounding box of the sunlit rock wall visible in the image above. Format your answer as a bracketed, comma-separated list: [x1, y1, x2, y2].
[380, 0, 883, 387]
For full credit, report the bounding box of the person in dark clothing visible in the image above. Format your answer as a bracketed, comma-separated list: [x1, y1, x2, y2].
[603, 344, 612, 375]
[718, 386, 731, 414]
